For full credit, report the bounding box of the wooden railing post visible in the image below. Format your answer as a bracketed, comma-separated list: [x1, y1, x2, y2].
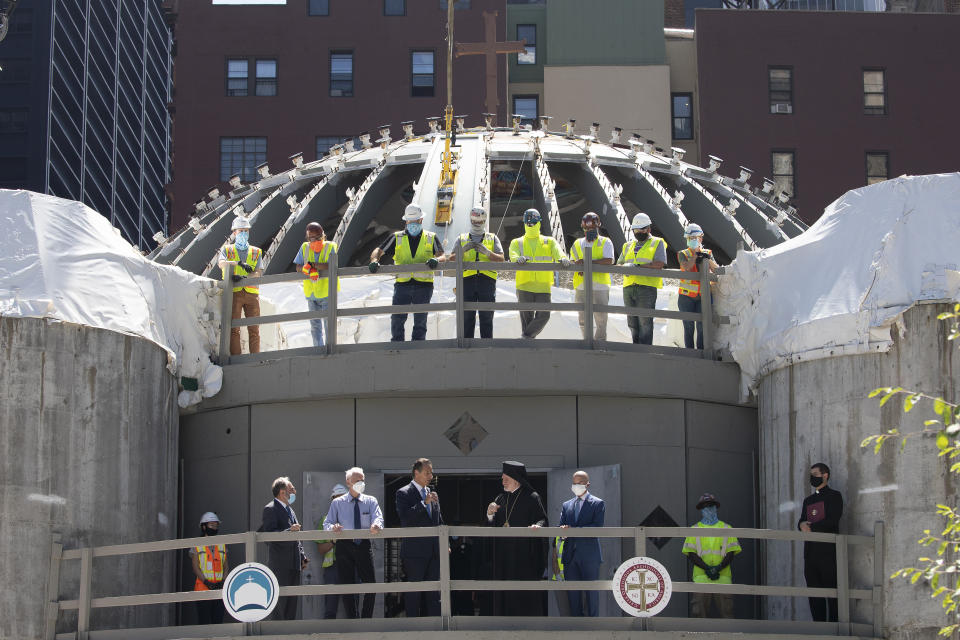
[873, 521, 885, 638]
[583, 246, 594, 350]
[836, 535, 850, 635]
[699, 263, 714, 359]
[77, 547, 93, 640]
[455, 245, 465, 347]
[44, 537, 63, 640]
[326, 248, 338, 355]
[438, 525, 452, 626]
[219, 267, 234, 364]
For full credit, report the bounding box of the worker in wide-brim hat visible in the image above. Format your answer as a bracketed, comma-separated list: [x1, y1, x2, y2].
[681, 492, 741, 618]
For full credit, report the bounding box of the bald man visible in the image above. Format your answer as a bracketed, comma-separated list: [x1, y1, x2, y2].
[558, 471, 605, 616]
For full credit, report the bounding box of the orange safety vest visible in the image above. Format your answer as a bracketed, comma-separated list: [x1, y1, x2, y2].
[678, 247, 713, 298]
[194, 545, 225, 590]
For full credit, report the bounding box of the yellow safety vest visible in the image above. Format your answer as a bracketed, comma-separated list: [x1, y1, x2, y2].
[224, 245, 261, 294]
[622, 237, 666, 289]
[678, 247, 713, 298]
[551, 537, 565, 581]
[316, 515, 336, 568]
[194, 544, 226, 589]
[459, 233, 497, 279]
[681, 521, 741, 584]
[570, 237, 613, 289]
[298, 241, 341, 299]
[510, 235, 561, 294]
[394, 231, 438, 284]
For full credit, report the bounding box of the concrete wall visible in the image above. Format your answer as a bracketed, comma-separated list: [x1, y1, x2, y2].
[665, 36, 700, 165]
[544, 65, 672, 149]
[758, 303, 959, 638]
[0, 317, 179, 639]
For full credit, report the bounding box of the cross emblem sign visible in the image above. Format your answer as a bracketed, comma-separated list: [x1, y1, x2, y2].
[625, 569, 659, 612]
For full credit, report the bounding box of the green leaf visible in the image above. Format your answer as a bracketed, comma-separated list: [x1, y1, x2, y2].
[905, 394, 922, 413]
[869, 387, 891, 398]
[939, 432, 951, 451]
[880, 387, 904, 407]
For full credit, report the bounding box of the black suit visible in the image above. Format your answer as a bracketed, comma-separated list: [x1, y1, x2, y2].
[395, 482, 442, 617]
[260, 498, 305, 620]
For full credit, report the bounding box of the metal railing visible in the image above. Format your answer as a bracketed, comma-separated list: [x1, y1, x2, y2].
[218, 247, 720, 365]
[48, 523, 884, 639]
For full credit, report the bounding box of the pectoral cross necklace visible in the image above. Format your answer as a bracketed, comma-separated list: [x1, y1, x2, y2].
[503, 487, 522, 527]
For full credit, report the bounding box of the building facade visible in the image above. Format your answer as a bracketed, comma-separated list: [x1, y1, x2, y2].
[0, 0, 173, 250]
[696, 9, 960, 222]
[168, 0, 508, 231]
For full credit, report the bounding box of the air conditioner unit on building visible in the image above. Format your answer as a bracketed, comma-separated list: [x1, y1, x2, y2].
[771, 103, 793, 114]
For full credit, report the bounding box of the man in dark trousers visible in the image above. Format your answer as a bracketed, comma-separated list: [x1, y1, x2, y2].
[486, 460, 549, 616]
[559, 470, 605, 616]
[395, 457, 443, 617]
[260, 476, 307, 620]
[798, 462, 844, 622]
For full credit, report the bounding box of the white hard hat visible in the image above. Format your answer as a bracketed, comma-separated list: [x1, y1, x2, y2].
[331, 483, 348, 497]
[231, 216, 251, 232]
[403, 203, 424, 221]
[631, 212, 652, 230]
[684, 223, 704, 237]
[200, 511, 220, 525]
[470, 206, 488, 225]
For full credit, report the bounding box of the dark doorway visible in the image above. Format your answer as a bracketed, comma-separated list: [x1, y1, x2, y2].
[382, 472, 548, 617]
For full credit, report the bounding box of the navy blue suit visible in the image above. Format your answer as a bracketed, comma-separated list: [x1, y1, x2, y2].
[559, 493, 605, 616]
[259, 498, 305, 620]
[395, 481, 442, 617]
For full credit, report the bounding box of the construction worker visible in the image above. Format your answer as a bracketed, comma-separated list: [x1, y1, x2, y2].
[508, 209, 570, 339]
[293, 222, 340, 347]
[618, 212, 667, 345]
[369, 204, 448, 341]
[677, 223, 719, 350]
[315, 483, 349, 619]
[570, 212, 615, 342]
[449, 206, 504, 338]
[218, 216, 262, 355]
[682, 493, 741, 618]
[549, 536, 571, 616]
[190, 512, 229, 624]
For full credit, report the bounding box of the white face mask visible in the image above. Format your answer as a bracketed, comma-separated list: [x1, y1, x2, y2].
[571, 484, 588, 497]
[352, 481, 366, 495]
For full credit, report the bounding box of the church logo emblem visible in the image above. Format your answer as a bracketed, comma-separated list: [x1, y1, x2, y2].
[222, 562, 279, 622]
[612, 556, 672, 617]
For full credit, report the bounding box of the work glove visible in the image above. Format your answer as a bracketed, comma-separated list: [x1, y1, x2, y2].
[368, 261, 380, 273]
[426, 257, 439, 269]
[309, 269, 320, 282]
[560, 258, 572, 268]
[706, 566, 720, 581]
[515, 255, 528, 265]
[231, 274, 244, 283]
[239, 262, 254, 274]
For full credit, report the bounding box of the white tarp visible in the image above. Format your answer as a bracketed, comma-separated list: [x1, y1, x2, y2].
[0, 190, 222, 407]
[715, 173, 960, 398]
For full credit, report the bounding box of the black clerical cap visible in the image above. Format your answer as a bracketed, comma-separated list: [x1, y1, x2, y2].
[502, 460, 528, 485]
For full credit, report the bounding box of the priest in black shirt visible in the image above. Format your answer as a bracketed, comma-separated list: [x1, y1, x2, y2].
[798, 462, 843, 622]
[486, 461, 549, 616]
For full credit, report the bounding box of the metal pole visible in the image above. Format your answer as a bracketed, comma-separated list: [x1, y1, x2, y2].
[77, 547, 93, 640]
[326, 248, 338, 355]
[699, 264, 714, 360]
[439, 524, 452, 625]
[245, 530, 257, 563]
[583, 245, 594, 349]
[455, 244, 465, 347]
[836, 535, 850, 635]
[44, 538, 63, 640]
[634, 526, 646, 557]
[219, 267, 234, 364]
[446, 0, 454, 108]
[872, 521, 884, 638]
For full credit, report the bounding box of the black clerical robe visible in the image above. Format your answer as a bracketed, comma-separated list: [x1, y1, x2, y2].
[487, 486, 549, 616]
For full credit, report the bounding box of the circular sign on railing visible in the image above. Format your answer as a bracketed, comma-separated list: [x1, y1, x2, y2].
[612, 556, 672, 617]
[221, 562, 280, 622]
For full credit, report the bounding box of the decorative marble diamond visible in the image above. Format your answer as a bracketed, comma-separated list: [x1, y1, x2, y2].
[443, 411, 488, 455]
[640, 505, 679, 550]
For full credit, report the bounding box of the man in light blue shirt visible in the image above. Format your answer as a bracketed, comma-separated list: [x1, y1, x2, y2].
[323, 467, 384, 618]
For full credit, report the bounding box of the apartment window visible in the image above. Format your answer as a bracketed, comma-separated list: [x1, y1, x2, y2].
[308, 0, 329, 15]
[330, 51, 353, 97]
[385, 0, 406, 15]
[866, 152, 889, 185]
[769, 67, 793, 114]
[220, 137, 267, 182]
[517, 24, 536, 64]
[513, 95, 538, 126]
[671, 93, 693, 140]
[0, 109, 28, 133]
[771, 150, 796, 197]
[226, 59, 249, 96]
[255, 59, 277, 96]
[0, 59, 31, 83]
[863, 69, 886, 115]
[411, 51, 435, 97]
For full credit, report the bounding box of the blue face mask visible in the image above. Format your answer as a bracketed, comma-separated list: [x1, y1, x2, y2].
[407, 223, 422, 237]
[287, 492, 296, 505]
[235, 231, 249, 251]
[700, 505, 718, 525]
[585, 229, 599, 242]
[686, 237, 700, 250]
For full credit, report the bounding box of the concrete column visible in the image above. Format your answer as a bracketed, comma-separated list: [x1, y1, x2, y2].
[0, 317, 179, 638]
[759, 303, 959, 639]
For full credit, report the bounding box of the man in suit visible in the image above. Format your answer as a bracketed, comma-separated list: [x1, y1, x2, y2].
[559, 470, 605, 616]
[260, 476, 307, 620]
[395, 457, 442, 617]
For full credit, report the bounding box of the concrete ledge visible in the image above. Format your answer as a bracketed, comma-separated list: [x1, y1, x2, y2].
[195, 347, 747, 412]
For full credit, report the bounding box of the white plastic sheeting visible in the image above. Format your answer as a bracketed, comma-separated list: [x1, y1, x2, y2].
[0, 190, 222, 407]
[715, 173, 960, 397]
